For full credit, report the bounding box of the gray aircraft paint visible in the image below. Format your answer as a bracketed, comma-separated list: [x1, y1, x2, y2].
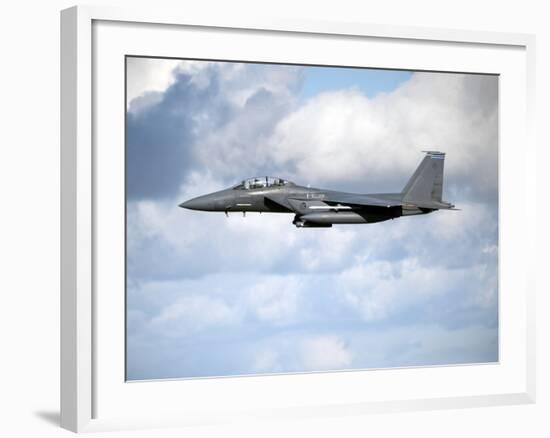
[179, 151, 456, 228]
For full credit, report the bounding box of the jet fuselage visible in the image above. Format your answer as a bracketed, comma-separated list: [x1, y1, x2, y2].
[179, 152, 455, 228]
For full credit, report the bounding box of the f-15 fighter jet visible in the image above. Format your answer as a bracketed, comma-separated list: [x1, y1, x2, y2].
[179, 151, 456, 228]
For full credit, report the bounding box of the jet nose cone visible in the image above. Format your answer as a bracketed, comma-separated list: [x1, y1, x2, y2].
[179, 196, 211, 211]
[179, 190, 234, 211]
[179, 198, 199, 210]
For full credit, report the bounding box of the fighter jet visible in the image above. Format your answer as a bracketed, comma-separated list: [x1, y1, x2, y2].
[179, 151, 456, 228]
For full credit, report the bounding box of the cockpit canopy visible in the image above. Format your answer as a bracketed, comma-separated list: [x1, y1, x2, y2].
[233, 176, 293, 190]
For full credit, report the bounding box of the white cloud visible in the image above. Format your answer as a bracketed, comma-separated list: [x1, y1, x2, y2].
[264, 73, 497, 197]
[129, 273, 307, 339]
[150, 294, 240, 336]
[126, 58, 182, 106]
[253, 349, 282, 373]
[191, 65, 302, 179]
[428, 202, 486, 240]
[215, 62, 302, 108]
[297, 227, 357, 271]
[246, 276, 302, 325]
[343, 323, 498, 369]
[127, 186, 298, 279]
[126, 59, 217, 109]
[251, 334, 353, 373]
[338, 257, 472, 322]
[299, 335, 353, 370]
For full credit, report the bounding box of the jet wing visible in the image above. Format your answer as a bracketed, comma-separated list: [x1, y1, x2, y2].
[263, 193, 295, 212]
[265, 192, 403, 213]
[322, 193, 403, 208]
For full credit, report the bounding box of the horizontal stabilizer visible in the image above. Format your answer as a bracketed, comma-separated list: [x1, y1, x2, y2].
[410, 200, 456, 210]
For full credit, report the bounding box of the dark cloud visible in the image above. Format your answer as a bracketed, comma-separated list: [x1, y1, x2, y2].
[126, 69, 235, 200]
[126, 62, 304, 200]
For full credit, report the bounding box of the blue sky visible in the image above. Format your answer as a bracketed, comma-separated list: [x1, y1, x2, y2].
[299, 66, 412, 100]
[125, 58, 498, 380]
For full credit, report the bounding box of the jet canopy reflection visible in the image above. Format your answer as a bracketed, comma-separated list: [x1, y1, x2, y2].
[233, 176, 294, 190]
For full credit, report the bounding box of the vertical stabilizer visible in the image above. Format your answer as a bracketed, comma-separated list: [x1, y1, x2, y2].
[401, 151, 445, 204]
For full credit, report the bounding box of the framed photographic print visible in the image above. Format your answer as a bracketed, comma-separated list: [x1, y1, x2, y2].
[61, 5, 536, 433]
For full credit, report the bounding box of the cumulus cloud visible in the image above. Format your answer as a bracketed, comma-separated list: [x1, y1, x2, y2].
[126, 60, 303, 200]
[250, 334, 352, 374]
[151, 295, 239, 335]
[337, 255, 496, 324]
[246, 277, 302, 325]
[125, 59, 499, 380]
[300, 336, 353, 370]
[265, 73, 498, 199]
[126, 58, 217, 110]
[127, 59, 497, 200]
[126, 57, 182, 106]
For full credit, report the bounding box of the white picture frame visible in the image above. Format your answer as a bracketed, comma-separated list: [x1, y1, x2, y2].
[60, 5, 536, 433]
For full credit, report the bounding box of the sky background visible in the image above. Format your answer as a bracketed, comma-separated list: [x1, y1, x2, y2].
[125, 57, 498, 380]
